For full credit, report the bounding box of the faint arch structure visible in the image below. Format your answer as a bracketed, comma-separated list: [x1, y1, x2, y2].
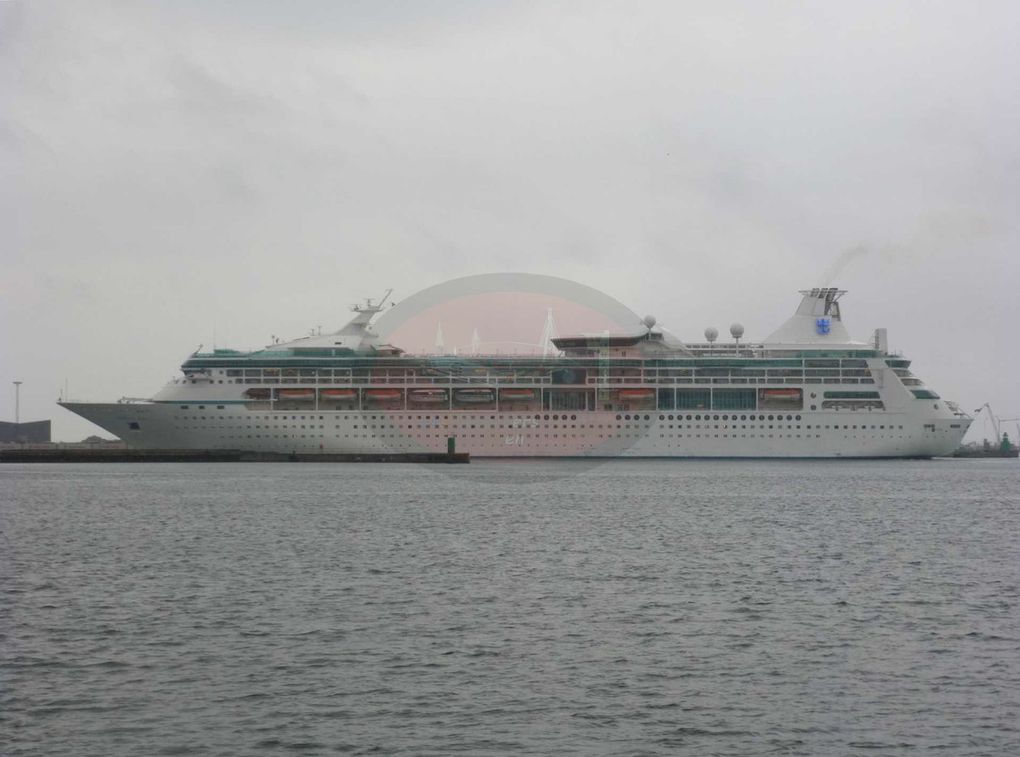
[371, 272, 642, 343]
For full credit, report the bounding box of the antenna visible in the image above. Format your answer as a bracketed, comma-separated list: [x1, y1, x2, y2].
[13, 381, 22, 425]
[434, 322, 445, 353]
[540, 308, 558, 358]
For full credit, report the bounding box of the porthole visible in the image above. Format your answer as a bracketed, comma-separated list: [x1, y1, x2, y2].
[768, 415, 774, 421]
[659, 415, 665, 420]
[695, 415, 701, 421]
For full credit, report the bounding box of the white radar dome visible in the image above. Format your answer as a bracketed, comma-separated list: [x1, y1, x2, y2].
[730, 323, 744, 339]
[642, 315, 657, 329]
[704, 327, 718, 343]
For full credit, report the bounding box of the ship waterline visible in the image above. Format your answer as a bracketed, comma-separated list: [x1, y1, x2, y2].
[60, 287, 972, 458]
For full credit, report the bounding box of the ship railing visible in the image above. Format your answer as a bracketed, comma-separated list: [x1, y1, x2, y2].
[283, 375, 556, 386]
[585, 375, 866, 386]
[250, 372, 872, 391]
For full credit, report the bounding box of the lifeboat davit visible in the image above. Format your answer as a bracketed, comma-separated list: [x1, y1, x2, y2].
[499, 388, 536, 401]
[365, 389, 403, 401]
[455, 389, 495, 403]
[278, 388, 315, 400]
[761, 388, 801, 398]
[409, 389, 449, 403]
[617, 388, 655, 400]
[320, 389, 358, 400]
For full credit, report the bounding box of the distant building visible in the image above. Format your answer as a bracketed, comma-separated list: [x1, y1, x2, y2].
[0, 420, 52, 443]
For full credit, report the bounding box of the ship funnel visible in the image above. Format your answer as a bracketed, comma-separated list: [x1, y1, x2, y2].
[794, 287, 845, 320]
[763, 287, 857, 345]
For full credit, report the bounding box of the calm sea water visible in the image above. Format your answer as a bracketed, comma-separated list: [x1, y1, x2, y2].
[2, 459, 1019, 756]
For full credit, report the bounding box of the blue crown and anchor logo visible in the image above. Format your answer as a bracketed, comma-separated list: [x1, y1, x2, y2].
[815, 317, 831, 335]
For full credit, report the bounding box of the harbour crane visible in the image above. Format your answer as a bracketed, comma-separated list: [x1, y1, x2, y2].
[972, 403, 1001, 442]
[972, 404, 1020, 447]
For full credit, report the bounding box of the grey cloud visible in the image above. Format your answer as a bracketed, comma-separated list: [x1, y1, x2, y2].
[3, 0, 1019, 439]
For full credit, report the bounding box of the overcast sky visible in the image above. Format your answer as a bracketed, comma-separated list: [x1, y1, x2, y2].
[3, 1, 1018, 442]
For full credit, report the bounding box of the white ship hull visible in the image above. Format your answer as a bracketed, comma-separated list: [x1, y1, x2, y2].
[60, 401, 968, 459]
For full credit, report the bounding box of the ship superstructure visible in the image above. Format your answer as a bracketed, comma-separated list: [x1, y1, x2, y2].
[60, 288, 971, 458]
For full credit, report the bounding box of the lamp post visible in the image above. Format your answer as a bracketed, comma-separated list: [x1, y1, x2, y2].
[13, 381, 22, 426]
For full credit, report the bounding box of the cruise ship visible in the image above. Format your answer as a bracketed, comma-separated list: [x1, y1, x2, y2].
[60, 287, 971, 458]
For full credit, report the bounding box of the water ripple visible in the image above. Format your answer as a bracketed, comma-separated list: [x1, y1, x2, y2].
[2, 459, 1019, 756]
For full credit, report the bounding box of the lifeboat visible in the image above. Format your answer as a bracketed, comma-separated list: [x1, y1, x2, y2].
[278, 388, 315, 400]
[365, 389, 403, 401]
[617, 388, 655, 400]
[409, 389, 449, 403]
[499, 388, 536, 401]
[761, 388, 801, 398]
[320, 389, 358, 400]
[244, 388, 271, 400]
[455, 388, 495, 403]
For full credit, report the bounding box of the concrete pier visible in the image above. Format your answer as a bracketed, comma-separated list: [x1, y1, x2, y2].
[0, 447, 469, 464]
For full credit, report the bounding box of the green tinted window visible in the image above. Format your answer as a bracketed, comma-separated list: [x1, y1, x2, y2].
[712, 389, 757, 410]
[677, 389, 711, 409]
